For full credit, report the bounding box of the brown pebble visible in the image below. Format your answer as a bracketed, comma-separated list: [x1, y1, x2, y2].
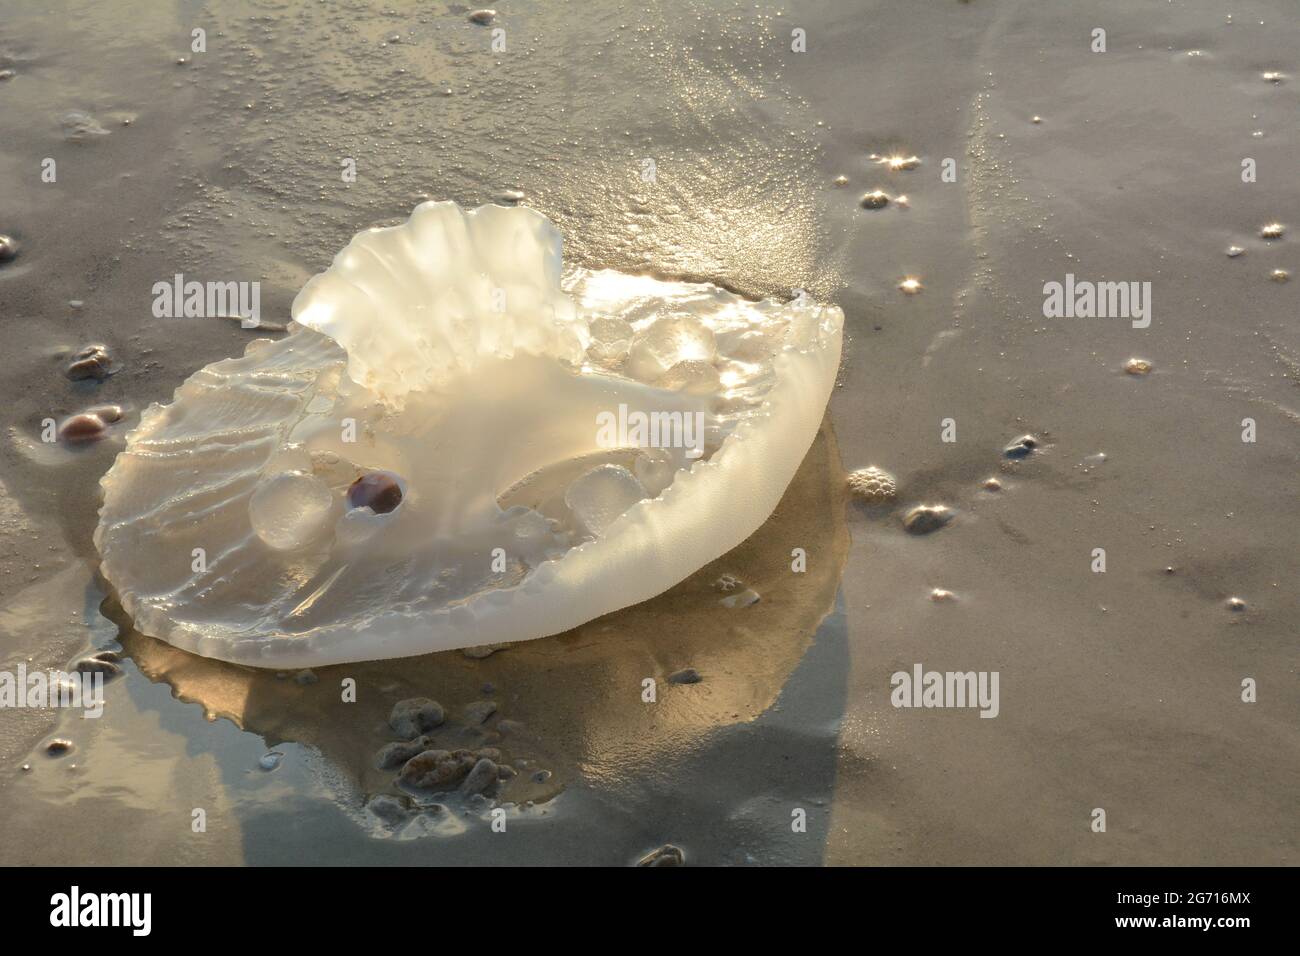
[58, 413, 107, 444]
[84, 404, 123, 424]
[348, 472, 403, 514]
[66, 344, 114, 381]
[46, 739, 74, 757]
[468, 9, 496, 25]
[638, 844, 685, 867]
[0, 234, 18, 262]
[860, 190, 890, 209]
[903, 505, 954, 535]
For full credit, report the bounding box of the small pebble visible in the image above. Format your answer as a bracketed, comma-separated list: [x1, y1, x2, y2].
[720, 587, 760, 608]
[1124, 358, 1152, 375]
[494, 189, 525, 204]
[833, 175, 849, 187]
[258, 752, 284, 771]
[463, 700, 497, 725]
[1270, 269, 1289, 283]
[58, 413, 108, 444]
[1260, 222, 1286, 240]
[0, 234, 18, 262]
[0, 69, 15, 81]
[847, 465, 897, 502]
[1261, 71, 1285, 83]
[1227, 597, 1246, 611]
[1226, 245, 1245, 258]
[859, 190, 890, 209]
[1003, 434, 1038, 459]
[375, 736, 434, 770]
[365, 794, 408, 825]
[398, 749, 476, 791]
[468, 9, 496, 24]
[638, 845, 685, 867]
[66, 345, 114, 381]
[46, 739, 74, 757]
[496, 719, 526, 737]
[461, 757, 499, 795]
[929, 588, 956, 602]
[898, 277, 923, 294]
[902, 505, 954, 535]
[531, 769, 552, 784]
[668, 667, 702, 685]
[84, 404, 123, 423]
[983, 477, 1002, 491]
[72, 652, 123, 678]
[293, 669, 318, 685]
[882, 154, 921, 170]
[388, 698, 445, 739]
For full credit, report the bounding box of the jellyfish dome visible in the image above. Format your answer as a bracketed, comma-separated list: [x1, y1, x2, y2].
[94, 202, 843, 667]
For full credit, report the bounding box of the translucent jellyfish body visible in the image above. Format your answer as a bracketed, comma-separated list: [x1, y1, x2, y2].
[94, 202, 844, 666]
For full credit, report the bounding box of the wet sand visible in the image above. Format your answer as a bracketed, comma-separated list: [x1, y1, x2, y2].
[1, 0, 1296, 865]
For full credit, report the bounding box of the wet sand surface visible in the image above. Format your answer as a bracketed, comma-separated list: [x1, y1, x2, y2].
[1, 0, 1296, 864]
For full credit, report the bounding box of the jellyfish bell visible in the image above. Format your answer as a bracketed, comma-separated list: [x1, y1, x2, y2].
[94, 201, 844, 667]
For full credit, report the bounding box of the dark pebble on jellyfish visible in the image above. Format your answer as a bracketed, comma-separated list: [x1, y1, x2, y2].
[388, 697, 445, 739]
[347, 472, 403, 514]
[638, 844, 685, 867]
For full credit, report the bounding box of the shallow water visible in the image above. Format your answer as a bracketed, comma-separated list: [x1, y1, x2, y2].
[1, 0, 1296, 864]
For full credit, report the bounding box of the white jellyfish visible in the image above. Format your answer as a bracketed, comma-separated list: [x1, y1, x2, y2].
[94, 202, 844, 667]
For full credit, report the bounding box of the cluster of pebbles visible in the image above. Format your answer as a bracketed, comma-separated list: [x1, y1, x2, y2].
[363, 695, 551, 831]
[848, 433, 1050, 529]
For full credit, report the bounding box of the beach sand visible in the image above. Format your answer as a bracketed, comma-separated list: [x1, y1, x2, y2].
[0, 0, 1295, 865]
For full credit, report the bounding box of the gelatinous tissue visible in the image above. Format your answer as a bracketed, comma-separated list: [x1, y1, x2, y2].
[94, 202, 844, 666]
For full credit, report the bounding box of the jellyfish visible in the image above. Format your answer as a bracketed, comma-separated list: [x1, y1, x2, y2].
[94, 202, 843, 667]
